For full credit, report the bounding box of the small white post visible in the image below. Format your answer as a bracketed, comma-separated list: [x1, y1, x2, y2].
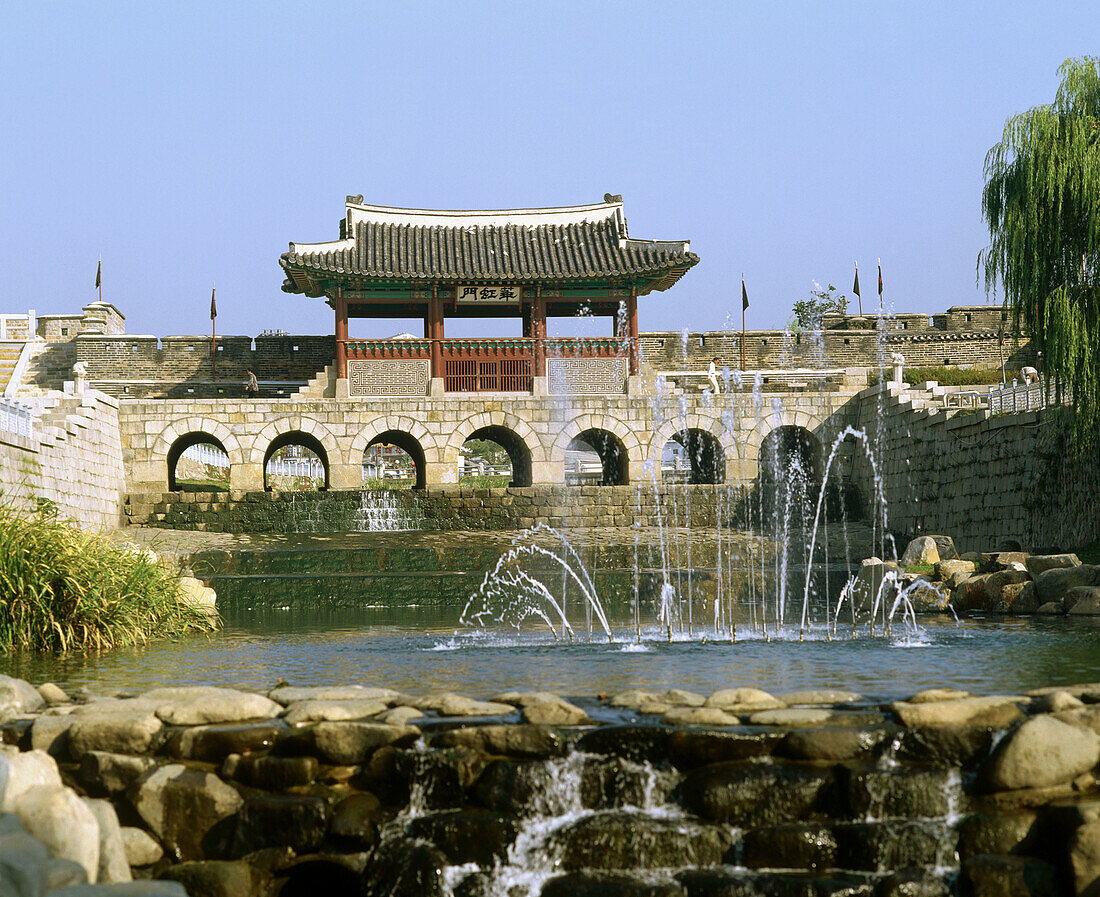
[890, 352, 904, 384]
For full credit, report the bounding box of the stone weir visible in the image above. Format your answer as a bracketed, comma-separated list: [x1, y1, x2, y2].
[2, 676, 1100, 896]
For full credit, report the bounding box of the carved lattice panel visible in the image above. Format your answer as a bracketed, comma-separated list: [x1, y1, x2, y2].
[348, 359, 430, 397]
[547, 358, 627, 395]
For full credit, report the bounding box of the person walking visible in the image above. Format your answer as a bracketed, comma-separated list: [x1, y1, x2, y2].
[245, 370, 259, 398]
[707, 357, 721, 395]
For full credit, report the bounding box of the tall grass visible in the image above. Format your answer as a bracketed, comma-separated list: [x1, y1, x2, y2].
[0, 505, 218, 652]
[870, 366, 1005, 387]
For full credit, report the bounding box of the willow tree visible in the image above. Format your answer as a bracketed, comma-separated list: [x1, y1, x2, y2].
[981, 57, 1100, 452]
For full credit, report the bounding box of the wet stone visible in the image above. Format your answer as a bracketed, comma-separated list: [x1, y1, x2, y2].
[956, 812, 1037, 860]
[431, 723, 567, 759]
[159, 860, 265, 897]
[392, 748, 463, 810]
[833, 821, 946, 871]
[78, 750, 156, 797]
[162, 720, 284, 762]
[540, 872, 685, 897]
[330, 792, 385, 848]
[475, 758, 561, 816]
[231, 794, 329, 856]
[580, 756, 673, 810]
[677, 763, 833, 827]
[741, 824, 837, 871]
[676, 868, 876, 896]
[960, 853, 1060, 897]
[668, 729, 783, 770]
[308, 722, 419, 765]
[550, 812, 731, 871]
[223, 753, 318, 790]
[838, 766, 954, 819]
[405, 808, 518, 866]
[576, 725, 673, 764]
[775, 728, 886, 763]
[361, 837, 448, 897]
[875, 870, 951, 897]
[893, 724, 997, 769]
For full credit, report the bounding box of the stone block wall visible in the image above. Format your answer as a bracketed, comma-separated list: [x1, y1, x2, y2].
[0, 389, 126, 529]
[852, 384, 1100, 554]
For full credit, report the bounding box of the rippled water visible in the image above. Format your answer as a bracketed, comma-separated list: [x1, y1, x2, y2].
[2, 602, 1097, 699]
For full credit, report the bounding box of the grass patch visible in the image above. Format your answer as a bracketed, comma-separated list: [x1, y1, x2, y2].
[0, 505, 218, 652]
[458, 475, 513, 489]
[903, 563, 936, 575]
[362, 477, 415, 491]
[871, 366, 1005, 387]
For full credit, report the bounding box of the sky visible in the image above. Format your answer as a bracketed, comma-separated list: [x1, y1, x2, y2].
[1, 2, 1094, 340]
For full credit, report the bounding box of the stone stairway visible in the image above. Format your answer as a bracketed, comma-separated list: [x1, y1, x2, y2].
[0, 342, 22, 391]
[21, 341, 76, 395]
[296, 364, 336, 398]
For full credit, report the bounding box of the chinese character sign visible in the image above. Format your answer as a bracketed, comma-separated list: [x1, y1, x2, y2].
[455, 285, 523, 305]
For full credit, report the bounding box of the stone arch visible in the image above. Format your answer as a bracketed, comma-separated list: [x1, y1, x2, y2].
[263, 430, 331, 491]
[151, 418, 245, 492]
[549, 414, 645, 467]
[444, 412, 545, 468]
[165, 432, 231, 491]
[249, 416, 342, 467]
[351, 417, 438, 490]
[747, 408, 827, 454]
[649, 412, 741, 484]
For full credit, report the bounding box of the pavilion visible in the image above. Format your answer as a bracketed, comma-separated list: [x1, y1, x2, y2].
[280, 194, 698, 398]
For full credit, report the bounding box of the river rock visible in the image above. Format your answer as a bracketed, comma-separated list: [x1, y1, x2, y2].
[0, 747, 62, 812]
[159, 860, 264, 897]
[983, 714, 1100, 791]
[78, 751, 156, 796]
[779, 689, 862, 705]
[166, 720, 283, 762]
[900, 536, 940, 567]
[46, 857, 88, 890]
[1025, 553, 1081, 575]
[1032, 690, 1084, 713]
[82, 799, 130, 884]
[231, 795, 328, 855]
[704, 688, 784, 712]
[834, 820, 942, 871]
[269, 685, 401, 706]
[1070, 819, 1100, 897]
[361, 837, 448, 897]
[776, 728, 885, 762]
[1067, 586, 1100, 615]
[935, 558, 975, 580]
[129, 764, 242, 861]
[1036, 601, 1065, 614]
[748, 708, 835, 727]
[550, 812, 730, 871]
[406, 808, 518, 866]
[894, 725, 998, 768]
[608, 690, 662, 710]
[282, 699, 389, 725]
[381, 706, 424, 726]
[539, 872, 683, 897]
[1054, 706, 1100, 736]
[309, 722, 419, 765]
[330, 792, 384, 847]
[841, 767, 953, 818]
[678, 762, 831, 826]
[16, 785, 100, 883]
[667, 729, 783, 768]
[891, 695, 1025, 728]
[223, 753, 318, 790]
[50, 884, 189, 896]
[495, 692, 590, 726]
[153, 688, 282, 726]
[414, 694, 514, 717]
[576, 726, 672, 763]
[29, 714, 74, 757]
[909, 687, 971, 703]
[995, 581, 1039, 613]
[662, 707, 740, 726]
[960, 854, 1059, 897]
[1035, 563, 1100, 602]
[119, 826, 163, 866]
[0, 676, 44, 719]
[36, 683, 68, 706]
[0, 829, 49, 897]
[433, 724, 565, 759]
[956, 811, 1037, 860]
[67, 710, 163, 757]
[741, 823, 836, 870]
[980, 551, 1030, 573]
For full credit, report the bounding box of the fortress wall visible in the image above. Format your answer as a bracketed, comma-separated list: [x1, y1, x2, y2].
[0, 389, 125, 529]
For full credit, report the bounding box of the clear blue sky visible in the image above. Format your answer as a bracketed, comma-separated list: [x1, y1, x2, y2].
[1, 2, 1092, 339]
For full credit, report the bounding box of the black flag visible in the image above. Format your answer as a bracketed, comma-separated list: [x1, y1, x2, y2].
[878, 263, 884, 300]
[95, 260, 101, 289]
[853, 265, 860, 298]
[742, 279, 749, 311]
[210, 285, 217, 320]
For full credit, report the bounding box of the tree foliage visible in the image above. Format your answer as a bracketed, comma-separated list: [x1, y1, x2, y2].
[789, 284, 848, 332]
[980, 57, 1100, 452]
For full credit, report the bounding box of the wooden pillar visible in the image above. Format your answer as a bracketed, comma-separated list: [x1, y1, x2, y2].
[533, 286, 546, 377]
[627, 288, 639, 375]
[335, 286, 348, 379]
[429, 285, 444, 380]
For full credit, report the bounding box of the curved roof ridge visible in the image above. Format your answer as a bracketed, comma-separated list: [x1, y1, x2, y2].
[343, 194, 623, 229]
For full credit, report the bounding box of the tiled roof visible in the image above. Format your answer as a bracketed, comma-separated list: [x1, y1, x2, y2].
[280, 196, 698, 297]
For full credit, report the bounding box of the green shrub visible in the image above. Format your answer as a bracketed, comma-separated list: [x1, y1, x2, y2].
[0, 505, 218, 652]
[871, 366, 1005, 387]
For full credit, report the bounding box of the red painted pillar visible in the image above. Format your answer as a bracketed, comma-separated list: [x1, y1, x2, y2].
[534, 287, 546, 377]
[430, 286, 444, 380]
[335, 286, 348, 379]
[627, 289, 639, 375]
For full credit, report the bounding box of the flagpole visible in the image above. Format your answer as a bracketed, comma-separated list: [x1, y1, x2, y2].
[98, 257, 102, 303]
[854, 262, 862, 317]
[211, 282, 217, 383]
[740, 275, 747, 372]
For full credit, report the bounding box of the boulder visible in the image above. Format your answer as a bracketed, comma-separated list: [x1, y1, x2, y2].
[29, 714, 74, 758]
[330, 792, 384, 847]
[956, 812, 1037, 860]
[703, 688, 784, 712]
[46, 857, 88, 890]
[667, 729, 783, 769]
[129, 764, 242, 861]
[361, 837, 448, 897]
[850, 562, 900, 614]
[1054, 705, 1100, 736]
[909, 687, 971, 703]
[0, 829, 49, 897]
[995, 581, 1039, 614]
[432, 724, 565, 759]
[153, 688, 282, 726]
[548, 812, 730, 871]
[119, 826, 163, 867]
[164, 720, 283, 762]
[15, 785, 100, 883]
[891, 695, 1025, 728]
[500, 693, 589, 726]
[778, 689, 862, 705]
[748, 708, 834, 727]
[83, 799, 130, 884]
[78, 751, 156, 797]
[1071, 819, 1100, 897]
[1035, 563, 1100, 603]
[540, 872, 683, 897]
[980, 551, 1030, 573]
[222, 754, 318, 790]
[1035, 601, 1065, 614]
[678, 763, 831, 827]
[405, 809, 518, 866]
[281, 699, 388, 725]
[0, 676, 44, 718]
[960, 854, 1059, 897]
[894, 725, 998, 769]
[900, 536, 940, 567]
[1067, 586, 1100, 615]
[309, 722, 419, 765]
[268, 685, 401, 706]
[381, 706, 424, 726]
[67, 711, 163, 757]
[926, 535, 959, 561]
[1025, 553, 1081, 575]
[575, 726, 673, 764]
[159, 860, 264, 897]
[904, 580, 952, 613]
[776, 728, 885, 762]
[983, 715, 1100, 791]
[840, 767, 953, 819]
[607, 690, 662, 710]
[660, 707, 739, 726]
[1032, 690, 1085, 713]
[36, 683, 69, 706]
[413, 694, 514, 717]
[834, 821, 943, 872]
[231, 795, 329, 855]
[0, 747, 63, 812]
[741, 824, 836, 871]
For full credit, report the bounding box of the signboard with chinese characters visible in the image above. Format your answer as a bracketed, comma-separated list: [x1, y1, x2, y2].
[455, 285, 522, 305]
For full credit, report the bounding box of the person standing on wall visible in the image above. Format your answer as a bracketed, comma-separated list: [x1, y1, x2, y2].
[707, 357, 721, 395]
[245, 370, 259, 398]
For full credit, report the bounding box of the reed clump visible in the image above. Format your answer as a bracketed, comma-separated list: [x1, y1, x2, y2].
[0, 504, 218, 652]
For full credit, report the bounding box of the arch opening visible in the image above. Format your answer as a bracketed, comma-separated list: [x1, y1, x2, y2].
[567, 428, 628, 486]
[462, 426, 531, 487]
[822, 431, 866, 522]
[167, 433, 230, 492]
[662, 428, 725, 484]
[757, 425, 822, 524]
[264, 432, 329, 491]
[364, 430, 425, 490]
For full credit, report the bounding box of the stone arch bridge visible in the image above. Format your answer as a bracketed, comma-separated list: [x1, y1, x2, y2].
[122, 390, 859, 494]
